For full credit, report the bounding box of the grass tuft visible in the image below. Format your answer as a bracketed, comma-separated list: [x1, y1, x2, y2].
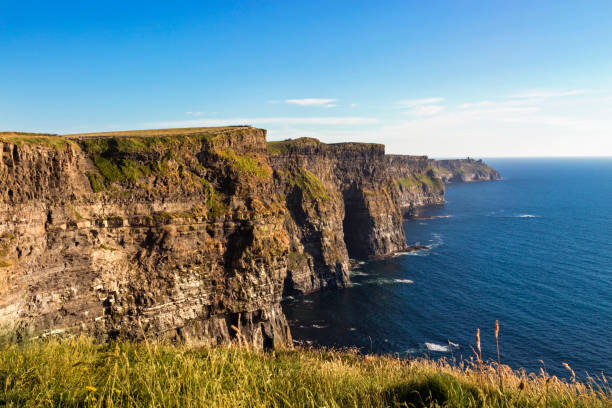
[0, 132, 75, 149]
[218, 148, 272, 180]
[287, 168, 330, 201]
[0, 338, 609, 407]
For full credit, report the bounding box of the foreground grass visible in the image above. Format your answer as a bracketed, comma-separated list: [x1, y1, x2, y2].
[0, 339, 609, 407]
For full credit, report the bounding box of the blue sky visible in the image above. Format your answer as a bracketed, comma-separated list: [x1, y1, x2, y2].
[2, 1, 611, 157]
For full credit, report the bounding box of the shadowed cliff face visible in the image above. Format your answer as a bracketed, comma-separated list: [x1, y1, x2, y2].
[269, 138, 406, 295]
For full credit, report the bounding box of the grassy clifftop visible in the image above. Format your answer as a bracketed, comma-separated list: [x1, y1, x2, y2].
[0, 339, 609, 407]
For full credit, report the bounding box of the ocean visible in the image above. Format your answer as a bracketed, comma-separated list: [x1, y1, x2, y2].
[283, 158, 612, 378]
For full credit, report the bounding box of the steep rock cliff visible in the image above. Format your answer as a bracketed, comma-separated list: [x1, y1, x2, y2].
[268, 138, 406, 295]
[0, 128, 499, 347]
[431, 158, 500, 183]
[0, 128, 291, 349]
[386, 155, 445, 215]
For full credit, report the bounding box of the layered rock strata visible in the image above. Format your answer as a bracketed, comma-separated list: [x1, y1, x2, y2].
[386, 154, 445, 215]
[0, 128, 291, 349]
[0, 129, 499, 347]
[268, 138, 406, 295]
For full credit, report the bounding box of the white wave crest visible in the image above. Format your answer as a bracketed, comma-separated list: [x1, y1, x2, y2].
[350, 270, 369, 277]
[311, 324, 328, 329]
[393, 279, 414, 284]
[424, 341, 459, 353]
[425, 342, 450, 352]
[518, 214, 537, 218]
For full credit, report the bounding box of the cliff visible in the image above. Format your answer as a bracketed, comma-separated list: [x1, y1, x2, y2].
[268, 138, 406, 295]
[0, 128, 291, 349]
[386, 155, 445, 215]
[0, 128, 498, 348]
[431, 158, 500, 183]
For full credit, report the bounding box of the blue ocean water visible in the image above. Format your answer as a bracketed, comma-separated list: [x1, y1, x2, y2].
[283, 158, 612, 377]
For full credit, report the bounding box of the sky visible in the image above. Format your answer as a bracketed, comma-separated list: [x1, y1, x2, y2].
[2, 0, 612, 157]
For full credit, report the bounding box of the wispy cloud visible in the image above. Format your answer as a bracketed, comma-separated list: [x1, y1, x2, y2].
[409, 105, 445, 116]
[506, 89, 591, 99]
[284, 98, 338, 107]
[145, 116, 378, 128]
[398, 97, 444, 108]
[185, 111, 214, 117]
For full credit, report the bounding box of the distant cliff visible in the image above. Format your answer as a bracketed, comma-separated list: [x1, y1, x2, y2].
[0, 128, 499, 348]
[385, 155, 445, 215]
[431, 158, 500, 183]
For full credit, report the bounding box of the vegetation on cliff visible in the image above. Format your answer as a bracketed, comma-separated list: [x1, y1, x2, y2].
[0, 338, 609, 407]
[0, 132, 75, 149]
[267, 137, 322, 155]
[397, 171, 444, 190]
[284, 167, 331, 202]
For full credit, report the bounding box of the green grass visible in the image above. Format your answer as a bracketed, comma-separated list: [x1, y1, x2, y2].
[287, 168, 330, 201]
[78, 127, 261, 190]
[218, 148, 272, 180]
[0, 132, 75, 149]
[397, 172, 444, 190]
[0, 338, 608, 407]
[65, 126, 248, 139]
[267, 138, 321, 155]
[87, 173, 107, 193]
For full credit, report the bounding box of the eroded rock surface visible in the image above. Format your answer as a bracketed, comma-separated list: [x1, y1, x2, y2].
[0, 129, 499, 347]
[0, 128, 291, 348]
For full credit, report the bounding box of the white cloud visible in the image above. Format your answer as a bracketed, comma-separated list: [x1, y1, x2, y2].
[506, 89, 591, 99]
[409, 105, 445, 116]
[145, 116, 378, 128]
[398, 97, 444, 107]
[284, 98, 338, 107]
[151, 89, 612, 157]
[267, 90, 612, 157]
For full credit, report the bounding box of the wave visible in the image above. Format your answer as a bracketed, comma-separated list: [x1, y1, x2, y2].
[425, 341, 460, 353]
[366, 278, 415, 286]
[311, 324, 329, 329]
[350, 270, 369, 277]
[414, 215, 453, 220]
[517, 214, 537, 218]
[425, 342, 449, 352]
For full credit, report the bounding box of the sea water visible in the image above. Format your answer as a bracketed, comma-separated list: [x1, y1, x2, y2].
[283, 158, 612, 377]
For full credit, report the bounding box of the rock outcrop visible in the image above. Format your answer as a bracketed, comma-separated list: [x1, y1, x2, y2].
[0, 129, 499, 347]
[431, 158, 500, 183]
[268, 138, 406, 295]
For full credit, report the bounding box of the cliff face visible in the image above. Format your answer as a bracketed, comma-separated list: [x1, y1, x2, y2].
[268, 138, 406, 295]
[385, 155, 445, 214]
[0, 128, 291, 349]
[0, 129, 499, 347]
[431, 158, 500, 183]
